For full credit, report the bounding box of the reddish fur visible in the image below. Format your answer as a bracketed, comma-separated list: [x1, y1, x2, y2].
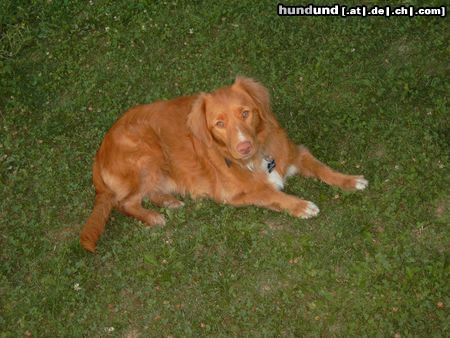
[80, 77, 366, 252]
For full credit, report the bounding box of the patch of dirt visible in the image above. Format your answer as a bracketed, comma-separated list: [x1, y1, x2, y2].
[47, 223, 82, 242]
[123, 328, 141, 338]
[264, 218, 288, 231]
[435, 198, 449, 218]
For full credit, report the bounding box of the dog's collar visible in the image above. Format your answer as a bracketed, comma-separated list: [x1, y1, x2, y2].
[263, 155, 276, 173]
[224, 155, 276, 173]
[224, 157, 233, 168]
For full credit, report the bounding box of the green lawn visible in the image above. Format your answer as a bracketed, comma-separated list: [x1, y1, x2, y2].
[1, 1, 448, 336]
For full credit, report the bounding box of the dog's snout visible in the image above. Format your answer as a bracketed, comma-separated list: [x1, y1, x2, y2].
[236, 141, 252, 155]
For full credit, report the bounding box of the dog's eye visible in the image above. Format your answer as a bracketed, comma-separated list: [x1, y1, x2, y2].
[216, 120, 225, 128]
[242, 110, 250, 119]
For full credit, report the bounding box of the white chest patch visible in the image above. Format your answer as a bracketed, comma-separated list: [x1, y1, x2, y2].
[267, 169, 284, 190]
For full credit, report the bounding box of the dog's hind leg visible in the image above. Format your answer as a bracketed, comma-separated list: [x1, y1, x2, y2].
[118, 193, 166, 226]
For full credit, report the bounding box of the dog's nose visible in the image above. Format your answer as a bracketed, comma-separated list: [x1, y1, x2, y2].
[236, 141, 252, 155]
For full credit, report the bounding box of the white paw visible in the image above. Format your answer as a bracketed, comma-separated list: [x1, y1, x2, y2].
[300, 201, 320, 219]
[355, 177, 369, 190]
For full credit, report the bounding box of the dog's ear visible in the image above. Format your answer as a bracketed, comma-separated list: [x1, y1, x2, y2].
[233, 76, 278, 128]
[187, 93, 212, 146]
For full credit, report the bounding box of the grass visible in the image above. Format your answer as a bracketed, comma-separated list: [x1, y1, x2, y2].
[1, 0, 448, 336]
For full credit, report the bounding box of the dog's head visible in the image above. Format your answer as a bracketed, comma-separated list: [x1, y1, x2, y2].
[188, 77, 278, 161]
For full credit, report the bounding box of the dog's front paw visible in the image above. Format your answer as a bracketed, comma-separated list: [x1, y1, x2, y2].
[292, 200, 320, 219]
[300, 201, 320, 219]
[354, 176, 368, 190]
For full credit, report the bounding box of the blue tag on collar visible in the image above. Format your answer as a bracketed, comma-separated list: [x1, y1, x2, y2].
[264, 156, 276, 173]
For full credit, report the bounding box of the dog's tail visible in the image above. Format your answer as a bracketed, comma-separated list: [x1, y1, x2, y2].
[80, 161, 114, 253]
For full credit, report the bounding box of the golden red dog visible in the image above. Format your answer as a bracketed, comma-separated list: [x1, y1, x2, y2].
[80, 77, 368, 252]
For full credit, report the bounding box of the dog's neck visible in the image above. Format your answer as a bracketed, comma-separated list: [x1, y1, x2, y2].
[223, 150, 275, 174]
[222, 149, 261, 169]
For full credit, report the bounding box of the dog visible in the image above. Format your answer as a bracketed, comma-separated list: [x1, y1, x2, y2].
[80, 77, 368, 252]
